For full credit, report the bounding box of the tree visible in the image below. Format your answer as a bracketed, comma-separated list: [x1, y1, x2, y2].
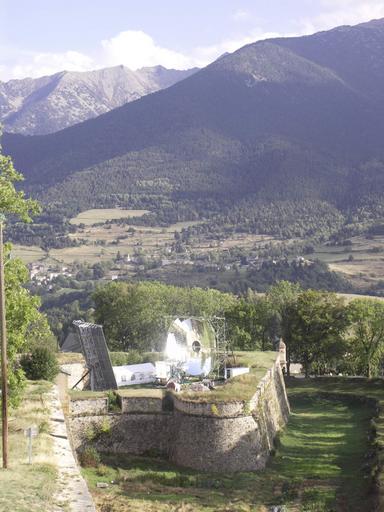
[226, 293, 277, 351]
[20, 347, 59, 381]
[0, 144, 39, 221]
[289, 290, 349, 378]
[93, 281, 236, 351]
[265, 281, 302, 375]
[347, 299, 384, 378]
[1, 140, 50, 406]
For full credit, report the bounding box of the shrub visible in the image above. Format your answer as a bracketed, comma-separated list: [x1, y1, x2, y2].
[78, 446, 100, 467]
[109, 350, 143, 366]
[20, 347, 59, 381]
[107, 391, 120, 412]
[96, 464, 109, 476]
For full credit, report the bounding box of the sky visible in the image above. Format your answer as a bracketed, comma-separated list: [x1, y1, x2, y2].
[1, 0, 384, 80]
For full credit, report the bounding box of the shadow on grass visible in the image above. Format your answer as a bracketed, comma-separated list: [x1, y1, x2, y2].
[82, 379, 378, 511]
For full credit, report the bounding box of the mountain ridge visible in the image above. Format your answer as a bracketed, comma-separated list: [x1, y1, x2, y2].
[3, 19, 384, 218]
[0, 65, 198, 135]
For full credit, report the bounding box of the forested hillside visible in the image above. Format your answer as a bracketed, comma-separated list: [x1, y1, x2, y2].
[3, 19, 384, 271]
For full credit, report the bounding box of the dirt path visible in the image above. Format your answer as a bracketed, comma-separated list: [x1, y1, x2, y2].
[49, 386, 96, 512]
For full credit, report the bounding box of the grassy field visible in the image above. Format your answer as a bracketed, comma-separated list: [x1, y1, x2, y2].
[313, 235, 384, 288]
[70, 208, 150, 226]
[11, 244, 47, 264]
[13, 213, 280, 268]
[50, 220, 205, 265]
[81, 377, 379, 512]
[0, 381, 57, 512]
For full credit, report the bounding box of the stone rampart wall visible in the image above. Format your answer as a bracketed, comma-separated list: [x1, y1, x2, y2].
[68, 355, 290, 472]
[69, 397, 108, 416]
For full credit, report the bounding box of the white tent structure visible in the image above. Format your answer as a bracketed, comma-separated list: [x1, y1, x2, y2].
[113, 363, 156, 387]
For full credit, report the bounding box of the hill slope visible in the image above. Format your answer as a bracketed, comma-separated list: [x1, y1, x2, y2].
[0, 65, 197, 135]
[3, 19, 384, 217]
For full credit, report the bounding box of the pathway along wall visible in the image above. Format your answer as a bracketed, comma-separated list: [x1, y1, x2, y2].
[68, 355, 290, 472]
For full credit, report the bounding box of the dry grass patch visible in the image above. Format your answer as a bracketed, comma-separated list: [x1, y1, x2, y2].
[70, 208, 150, 226]
[11, 244, 47, 264]
[0, 381, 57, 512]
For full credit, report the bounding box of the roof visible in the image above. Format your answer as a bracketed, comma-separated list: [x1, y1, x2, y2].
[113, 363, 155, 374]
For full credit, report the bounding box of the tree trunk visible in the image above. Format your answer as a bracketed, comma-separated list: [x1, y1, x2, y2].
[286, 346, 291, 377]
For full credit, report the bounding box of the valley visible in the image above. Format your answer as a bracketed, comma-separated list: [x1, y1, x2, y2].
[3, 8, 384, 512]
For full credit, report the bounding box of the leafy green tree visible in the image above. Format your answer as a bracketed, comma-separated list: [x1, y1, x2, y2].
[289, 290, 349, 378]
[0, 144, 39, 221]
[265, 281, 302, 374]
[1, 141, 50, 405]
[226, 293, 277, 351]
[347, 299, 384, 378]
[93, 281, 236, 351]
[226, 299, 259, 350]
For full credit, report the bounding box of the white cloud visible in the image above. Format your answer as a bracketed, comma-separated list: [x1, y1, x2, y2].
[2, 0, 383, 82]
[299, 0, 384, 34]
[232, 9, 250, 22]
[2, 50, 94, 80]
[191, 30, 285, 66]
[1, 28, 285, 81]
[100, 30, 191, 70]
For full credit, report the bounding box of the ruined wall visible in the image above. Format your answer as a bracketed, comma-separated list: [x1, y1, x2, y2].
[68, 355, 290, 472]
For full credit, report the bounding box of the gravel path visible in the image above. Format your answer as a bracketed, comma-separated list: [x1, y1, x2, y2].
[49, 386, 96, 512]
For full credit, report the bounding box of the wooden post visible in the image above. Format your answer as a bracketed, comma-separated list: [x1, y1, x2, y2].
[0, 220, 8, 468]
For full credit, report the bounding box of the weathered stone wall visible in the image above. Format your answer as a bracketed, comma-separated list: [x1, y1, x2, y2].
[69, 397, 108, 416]
[70, 413, 173, 455]
[68, 355, 290, 472]
[119, 396, 164, 414]
[170, 357, 290, 471]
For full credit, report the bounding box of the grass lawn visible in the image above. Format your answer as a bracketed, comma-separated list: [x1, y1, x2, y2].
[82, 377, 379, 511]
[0, 381, 57, 512]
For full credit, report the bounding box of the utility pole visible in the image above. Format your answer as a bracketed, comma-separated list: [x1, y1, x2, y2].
[0, 216, 8, 468]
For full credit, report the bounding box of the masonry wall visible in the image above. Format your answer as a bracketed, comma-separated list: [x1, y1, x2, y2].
[68, 355, 290, 472]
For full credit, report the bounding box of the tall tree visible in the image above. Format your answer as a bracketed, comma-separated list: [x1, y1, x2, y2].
[0, 144, 39, 221]
[1, 139, 48, 406]
[93, 281, 236, 351]
[265, 281, 302, 375]
[348, 298, 384, 378]
[289, 290, 348, 378]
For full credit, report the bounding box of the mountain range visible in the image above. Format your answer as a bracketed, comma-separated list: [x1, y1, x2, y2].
[3, 19, 384, 220]
[0, 65, 197, 135]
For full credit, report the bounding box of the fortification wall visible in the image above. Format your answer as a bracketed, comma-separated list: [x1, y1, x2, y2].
[170, 357, 290, 471]
[68, 355, 290, 472]
[70, 413, 173, 455]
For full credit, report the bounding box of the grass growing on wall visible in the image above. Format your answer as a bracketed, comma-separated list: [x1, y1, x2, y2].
[179, 351, 277, 403]
[81, 378, 378, 511]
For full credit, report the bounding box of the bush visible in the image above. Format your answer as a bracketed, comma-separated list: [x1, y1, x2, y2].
[20, 347, 59, 381]
[78, 446, 100, 467]
[109, 350, 142, 366]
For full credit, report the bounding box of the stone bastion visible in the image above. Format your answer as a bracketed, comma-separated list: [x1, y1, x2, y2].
[68, 355, 290, 472]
